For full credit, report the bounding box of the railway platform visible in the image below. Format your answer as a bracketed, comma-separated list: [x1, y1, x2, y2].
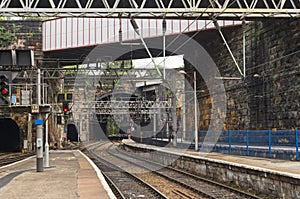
[122, 139, 300, 198]
[0, 150, 115, 199]
[123, 139, 300, 176]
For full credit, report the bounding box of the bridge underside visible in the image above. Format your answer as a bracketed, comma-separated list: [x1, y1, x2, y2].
[0, 0, 299, 18]
[43, 27, 227, 65]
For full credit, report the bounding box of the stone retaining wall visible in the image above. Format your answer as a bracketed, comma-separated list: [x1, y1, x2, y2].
[186, 19, 300, 131]
[123, 143, 300, 198]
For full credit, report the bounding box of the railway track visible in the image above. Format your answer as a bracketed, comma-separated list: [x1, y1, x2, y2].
[108, 144, 262, 199]
[83, 142, 167, 199]
[0, 152, 34, 167]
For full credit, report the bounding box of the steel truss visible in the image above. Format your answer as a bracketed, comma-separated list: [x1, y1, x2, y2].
[73, 100, 171, 115]
[0, 0, 299, 18]
[14, 67, 164, 81]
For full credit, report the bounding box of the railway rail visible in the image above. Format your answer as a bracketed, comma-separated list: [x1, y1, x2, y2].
[83, 142, 167, 199]
[85, 141, 262, 199]
[0, 152, 34, 167]
[110, 144, 262, 199]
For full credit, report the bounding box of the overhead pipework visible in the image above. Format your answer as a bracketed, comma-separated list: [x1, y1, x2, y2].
[0, 0, 299, 18]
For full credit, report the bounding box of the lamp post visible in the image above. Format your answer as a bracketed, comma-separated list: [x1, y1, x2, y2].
[179, 70, 198, 151]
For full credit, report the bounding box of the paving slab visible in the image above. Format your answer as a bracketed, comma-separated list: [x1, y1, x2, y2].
[0, 150, 115, 199]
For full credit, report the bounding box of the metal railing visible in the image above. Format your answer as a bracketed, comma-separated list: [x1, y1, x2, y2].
[4, 83, 49, 107]
[143, 129, 299, 161]
[196, 129, 299, 160]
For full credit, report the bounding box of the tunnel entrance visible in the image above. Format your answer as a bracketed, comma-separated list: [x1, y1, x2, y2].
[0, 118, 21, 152]
[67, 123, 79, 142]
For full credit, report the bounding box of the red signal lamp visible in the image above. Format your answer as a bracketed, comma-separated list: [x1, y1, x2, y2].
[63, 102, 69, 115]
[1, 87, 8, 95]
[63, 107, 68, 113]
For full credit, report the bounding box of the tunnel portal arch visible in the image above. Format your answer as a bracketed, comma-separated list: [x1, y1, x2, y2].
[67, 123, 79, 142]
[0, 118, 21, 152]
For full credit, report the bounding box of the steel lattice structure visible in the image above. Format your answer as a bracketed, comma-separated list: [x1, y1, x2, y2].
[73, 100, 171, 115]
[0, 0, 299, 18]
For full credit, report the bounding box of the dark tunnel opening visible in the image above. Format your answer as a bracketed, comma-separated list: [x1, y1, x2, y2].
[0, 118, 21, 152]
[67, 123, 79, 142]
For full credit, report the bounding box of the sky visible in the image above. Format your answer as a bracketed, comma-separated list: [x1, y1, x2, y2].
[133, 55, 184, 69]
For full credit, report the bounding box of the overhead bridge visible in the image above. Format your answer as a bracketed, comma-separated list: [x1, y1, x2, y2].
[0, 0, 299, 18]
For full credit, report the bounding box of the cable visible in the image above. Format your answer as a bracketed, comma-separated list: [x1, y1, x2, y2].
[143, 0, 239, 68]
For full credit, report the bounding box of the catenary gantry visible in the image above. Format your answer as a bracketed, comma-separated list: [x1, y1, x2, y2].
[0, 0, 299, 18]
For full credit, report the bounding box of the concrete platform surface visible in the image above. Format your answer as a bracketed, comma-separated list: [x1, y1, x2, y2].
[123, 139, 300, 178]
[0, 150, 115, 199]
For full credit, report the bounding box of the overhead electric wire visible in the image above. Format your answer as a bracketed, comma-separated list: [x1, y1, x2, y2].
[144, 0, 240, 68]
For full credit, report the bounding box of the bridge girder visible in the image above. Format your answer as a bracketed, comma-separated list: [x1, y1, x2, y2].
[0, 0, 299, 18]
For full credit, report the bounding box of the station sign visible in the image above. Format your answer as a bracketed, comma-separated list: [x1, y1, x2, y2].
[31, 105, 40, 113]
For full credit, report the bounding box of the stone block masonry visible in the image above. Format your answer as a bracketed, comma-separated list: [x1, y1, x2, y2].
[0, 20, 42, 54]
[186, 19, 299, 130]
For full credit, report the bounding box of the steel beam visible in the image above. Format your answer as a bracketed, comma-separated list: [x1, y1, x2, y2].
[0, 0, 299, 18]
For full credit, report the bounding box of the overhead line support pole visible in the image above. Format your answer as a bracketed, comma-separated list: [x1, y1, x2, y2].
[194, 71, 198, 151]
[242, 19, 246, 78]
[162, 18, 166, 79]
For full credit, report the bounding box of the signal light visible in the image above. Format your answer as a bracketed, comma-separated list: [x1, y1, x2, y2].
[0, 75, 9, 101]
[63, 102, 69, 115]
[1, 87, 8, 95]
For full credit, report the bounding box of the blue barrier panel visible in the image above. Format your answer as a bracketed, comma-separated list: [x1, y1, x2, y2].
[271, 130, 294, 147]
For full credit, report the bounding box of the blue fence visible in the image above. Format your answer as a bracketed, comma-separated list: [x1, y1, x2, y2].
[196, 129, 299, 160]
[143, 130, 300, 161]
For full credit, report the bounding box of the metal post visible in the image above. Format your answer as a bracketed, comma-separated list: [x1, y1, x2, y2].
[166, 122, 169, 141]
[153, 113, 157, 140]
[182, 85, 186, 141]
[246, 130, 249, 156]
[242, 20, 246, 77]
[194, 71, 198, 151]
[228, 130, 231, 153]
[79, 113, 82, 142]
[36, 68, 43, 172]
[268, 129, 272, 158]
[172, 94, 177, 147]
[162, 18, 166, 79]
[44, 113, 49, 168]
[295, 130, 299, 161]
[37, 69, 41, 105]
[36, 114, 43, 172]
[27, 113, 32, 151]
